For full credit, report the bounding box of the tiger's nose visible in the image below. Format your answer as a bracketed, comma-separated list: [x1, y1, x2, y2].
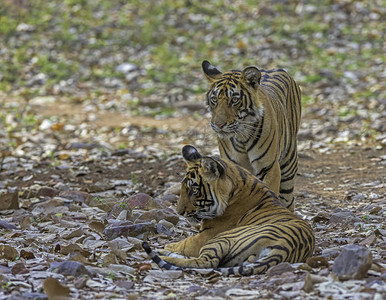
[214, 122, 226, 129]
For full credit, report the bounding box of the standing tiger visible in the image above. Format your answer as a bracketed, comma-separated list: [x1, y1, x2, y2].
[202, 60, 301, 211]
[142, 145, 314, 276]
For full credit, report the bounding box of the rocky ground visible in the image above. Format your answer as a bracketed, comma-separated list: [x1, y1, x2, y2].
[0, 0, 385, 299]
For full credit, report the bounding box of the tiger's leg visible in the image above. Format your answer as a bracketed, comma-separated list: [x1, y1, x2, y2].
[161, 239, 232, 268]
[164, 229, 220, 257]
[278, 149, 298, 212]
[218, 138, 252, 173]
[259, 160, 281, 197]
[164, 237, 202, 257]
[160, 252, 221, 269]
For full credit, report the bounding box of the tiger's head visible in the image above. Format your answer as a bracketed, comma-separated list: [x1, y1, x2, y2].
[202, 60, 264, 140]
[177, 145, 234, 222]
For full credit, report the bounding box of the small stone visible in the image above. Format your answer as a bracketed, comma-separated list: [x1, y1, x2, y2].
[157, 219, 174, 235]
[54, 261, 91, 277]
[0, 245, 19, 260]
[126, 193, 161, 210]
[11, 262, 29, 275]
[68, 142, 100, 150]
[108, 264, 136, 275]
[36, 187, 60, 198]
[359, 235, 377, 246]
[20, 249, 35, 260]
[0, 220, 16, 229]
[116, 280, 134, 290]
[0, 191, 19, 210]
[31, 198, 67, 215]
[59, 190, 91, 203]
[136, 208, 180, 225]
[329, 208, 360, 225]
[74, 277, 88, 289]
[351, 193, 366, 202]
[115, 63, 137, 74]
[104, 222, 156, 240]
[266, 262, 295, 276]
[332, 244, 372, 281]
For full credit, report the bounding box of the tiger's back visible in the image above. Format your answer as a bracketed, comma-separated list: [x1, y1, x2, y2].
[202, 61, 302, 211]
[260, 68, 302, 136]
[143, 145, 314, 276]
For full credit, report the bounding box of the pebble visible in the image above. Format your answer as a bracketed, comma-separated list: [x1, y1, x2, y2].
[351, 193, 366, 202]
[104, 222, 156, 240]
[135, 208, 180, 225]
[0, 192, 19, 210]
[0, 220, 17, 229]
[53, 261, 91, 277]
[266, 262, 295, 276]
[329, 208, 361, 225]
[332, 244, 372, 281]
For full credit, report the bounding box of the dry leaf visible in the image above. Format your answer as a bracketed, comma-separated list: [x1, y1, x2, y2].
[88, 220, 106, 232]
[63, 228, 84, 239]
[43, 277, 71, 300]
[0, 244, 19, 260]
[59, 243, 91, 257]
[20, 249, 35, 259]
[11, 262, 29, 275]
[359, 235, 377, 246]
[138, 263, 153, 272]
[102, 252, 118, 267]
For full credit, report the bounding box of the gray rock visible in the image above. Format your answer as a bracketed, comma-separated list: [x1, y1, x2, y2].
[53, 261, 91, 277]
[59, 190, 91, 203]
[0, 191, 19, 210]
[329, 208, 361, 225]
[104, 222, 156, 240]
[37, 187, 60, 198]
[157, 219, 174, 235]
[135, 208, 180, 225]
[332, 244, 372, 281]
[115, 63, 137, 74]
[266, 262, 295, 276]
[351, 193, 366, 202]
[0, 220, 16, 230]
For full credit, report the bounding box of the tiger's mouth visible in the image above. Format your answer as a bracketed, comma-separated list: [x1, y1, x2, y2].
[210, 122, 236, 138]
[186, 208, 216, 222]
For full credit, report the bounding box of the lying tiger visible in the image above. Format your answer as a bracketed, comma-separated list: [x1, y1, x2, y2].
[202, 61, 302, 211]
[142, 145, 314, 276]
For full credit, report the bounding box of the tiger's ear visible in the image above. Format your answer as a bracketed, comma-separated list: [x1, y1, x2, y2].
[200, 158, 225, 182]
[241, 66, 261, 89]
[202, 60, 222, 82]
[182, 145, 202, 165]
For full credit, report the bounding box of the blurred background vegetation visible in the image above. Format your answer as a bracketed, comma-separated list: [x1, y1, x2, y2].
[0, 0, 384, 146]
[1, 0, 383, 94]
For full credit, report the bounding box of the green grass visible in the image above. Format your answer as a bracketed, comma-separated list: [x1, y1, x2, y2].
[0, 0, 383, 107]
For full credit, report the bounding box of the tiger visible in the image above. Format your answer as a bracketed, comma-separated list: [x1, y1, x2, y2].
[142, 145, 314, 276]
[201, 60, 302, 211]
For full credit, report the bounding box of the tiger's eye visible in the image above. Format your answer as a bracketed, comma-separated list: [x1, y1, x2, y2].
[192, 186, 199, 194]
